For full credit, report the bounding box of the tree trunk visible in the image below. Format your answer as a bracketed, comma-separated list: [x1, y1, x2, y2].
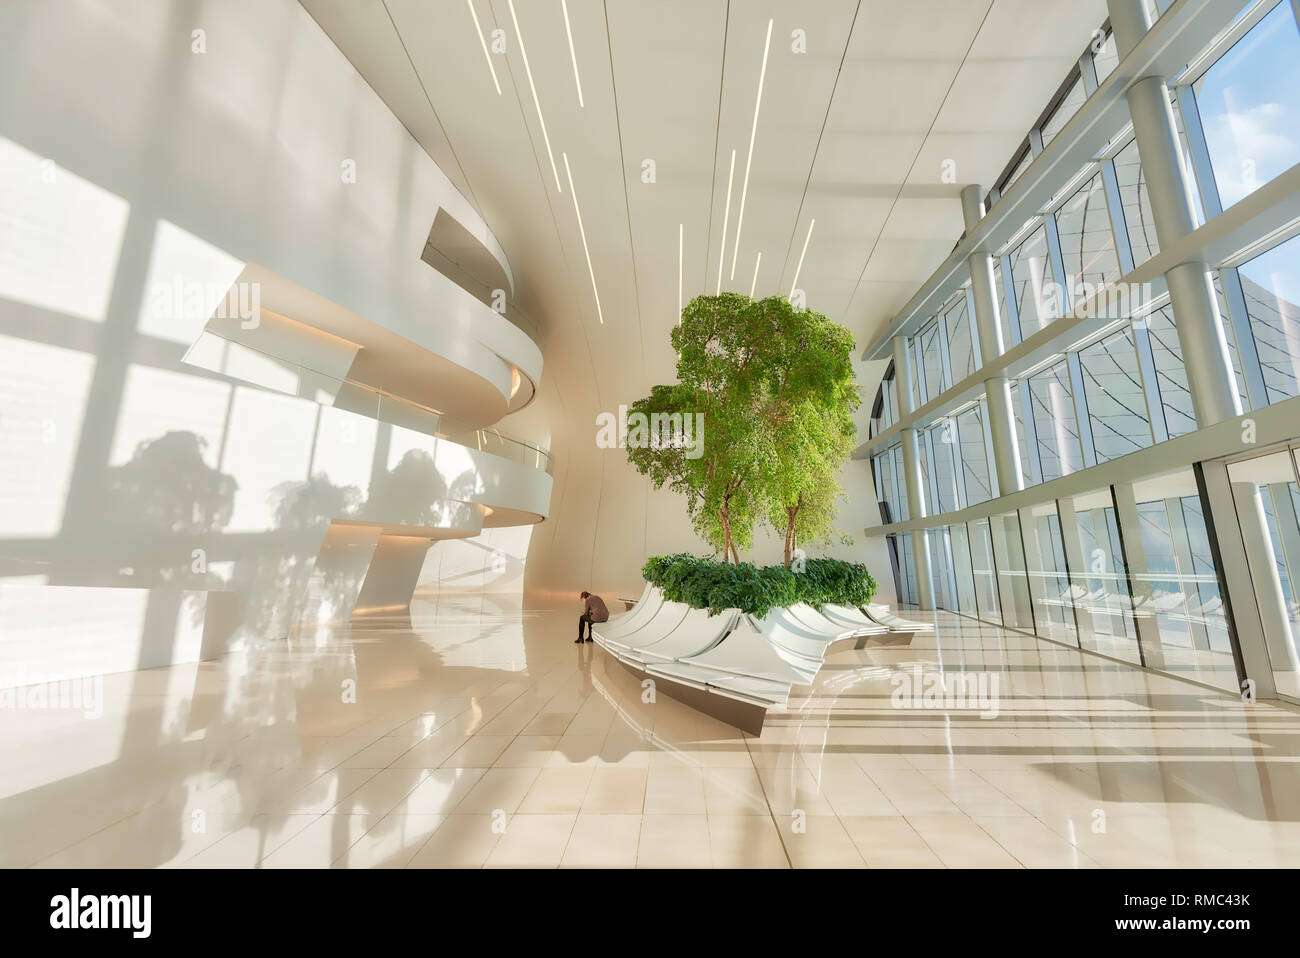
[719, 507, 733, 563]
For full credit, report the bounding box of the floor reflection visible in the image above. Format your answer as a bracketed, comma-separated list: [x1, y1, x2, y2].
[3, 601, 1300, 868]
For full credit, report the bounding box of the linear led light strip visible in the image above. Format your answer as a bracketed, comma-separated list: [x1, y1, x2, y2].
[466, 0, 501, 95]
[509, 0, 563, 193]
[561, 0, 584, 107]
[563, 152, 603, 324]
[750, 251, 761, 298]
[678, 223, 684, 322]
[729, 18, 773, 280]
[788, 218, 814, 300]
[715, 149, 736, 294]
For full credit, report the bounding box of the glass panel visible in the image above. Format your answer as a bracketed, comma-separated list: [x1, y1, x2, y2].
[1002, 147, 1033, 196]
[1227, 450, 1300, 698]
[918, 437, 933, 516]
[990, 511, 1033, 630]
[893, 445, 909, 521]
[1092, 30, 1119, 84]
[992, 259, 1014, 349]
[1022, 501, 1077, 643]
[1131, 469, 1238, 692]
[1028, 360, 1084, 481]
[1238, 232, 1300, 404]
[1054, 172, 1123, 307]
[898, 532, 918, 607]
[969, 517, 1002, 624]
[1078, 326, 1153, 463]
[1113, 138, 1160, 266]
[949, 523, 978, 614]
[1192, 3, 1300, 209]
[918, 321, 945, 401]
[1011, 382, 1035, 488]
[1144, 306, 1197, 438]
[1071, 489, 1142, 665]
[1008, 224, 1059, 334]
[1040, 75, 1086, 149]
[928, 422, 959, 514]
[944, 292, 978, 381]
[908, 338, 923, 412]
[956, 405, 993, 506]
[929, 528, 955, 610]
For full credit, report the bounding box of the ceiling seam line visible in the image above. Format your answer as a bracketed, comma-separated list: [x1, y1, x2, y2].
[844, 0, 997, 324]
[602, 0, 645, 379]
[380, 0, 485, 217]
[777, 0, 861, 288]
[490, 0, 607, 437]
[703, 0, 731, 290]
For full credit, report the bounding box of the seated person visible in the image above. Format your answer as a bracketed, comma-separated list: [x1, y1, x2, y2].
[577, 591, 608, 644]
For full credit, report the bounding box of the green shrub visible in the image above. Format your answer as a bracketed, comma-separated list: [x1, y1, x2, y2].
[640, 554, 875, 619]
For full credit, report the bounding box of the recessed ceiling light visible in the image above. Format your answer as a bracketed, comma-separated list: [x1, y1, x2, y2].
[716, 149, 736, 295]
[509, 0, 563, 193]
[561, 0, 584, 108]
[789, 218, 815, 299]
[750, 251, 762, 298]
[730, 18, 774, 281]
[466, 0, 501, 95]
[563, 152, 603, 324]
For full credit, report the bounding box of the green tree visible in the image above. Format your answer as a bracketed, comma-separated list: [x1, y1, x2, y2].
[751, 299, 860, 564]
[625, 292, 858, 565]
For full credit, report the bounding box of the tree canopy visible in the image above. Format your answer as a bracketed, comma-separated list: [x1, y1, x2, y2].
[624, 293, 860, 564]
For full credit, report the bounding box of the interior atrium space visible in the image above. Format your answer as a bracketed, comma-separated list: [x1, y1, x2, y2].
[2, 0, 1300, 932]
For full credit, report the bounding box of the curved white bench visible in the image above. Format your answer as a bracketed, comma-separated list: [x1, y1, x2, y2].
[819, 604, 890, 637]
[865, 604, 935, 633]
[745, 608, 836, 665]
[784, 602, 858, 639]
[596, 586, 666, 645]
[593, 591, 902, 734]
[668, 617, 818, 686]
[616, 608, 737, 665]
[596, 599, 690, 656]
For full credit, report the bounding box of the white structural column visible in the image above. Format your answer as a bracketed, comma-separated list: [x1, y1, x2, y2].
[893, 335, 936, 610]
[1108, 0, 1299, 680]
[1107, 0, 1241, 426]
[961, 184, 1025, 496]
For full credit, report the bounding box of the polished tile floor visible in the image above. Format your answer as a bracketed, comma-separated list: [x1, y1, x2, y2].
[3, 596, 1300, 868]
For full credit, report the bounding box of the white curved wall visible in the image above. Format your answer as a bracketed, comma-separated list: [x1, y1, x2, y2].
[0, 0, 553, 683]
[0, 0, 537, 422]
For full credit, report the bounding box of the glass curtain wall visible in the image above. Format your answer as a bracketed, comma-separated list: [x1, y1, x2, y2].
[1071, 488, 1142, 664]
[1022, 501, 1077, 642]
[969, 517, 1002, 623]
[1226, 448, 1300, 698]
[1130, 470, 1238, 691]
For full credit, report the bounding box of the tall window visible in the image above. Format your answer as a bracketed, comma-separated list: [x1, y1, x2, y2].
[1009, 224, 1059, 334]
[944, 292, 978, 382]
[1040, 75, 1086, 149]
[1078, 327, 1153, 463]
[917, 321, 945, 402]
[1113, 138, 1160, 266]
[1028, 361, 1083, 481]
[1192, 2, 1300, 208]
[1055, 172, 1123, 307]
[957, 405, 992, 506]
[1238, 232, 1300, 403]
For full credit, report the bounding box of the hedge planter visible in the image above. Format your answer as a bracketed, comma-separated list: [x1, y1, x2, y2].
[641, 554, 876, 620]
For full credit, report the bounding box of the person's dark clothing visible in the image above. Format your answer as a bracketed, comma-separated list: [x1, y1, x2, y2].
[584, 595, 609, 622]
[577, 594, 608, 643]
